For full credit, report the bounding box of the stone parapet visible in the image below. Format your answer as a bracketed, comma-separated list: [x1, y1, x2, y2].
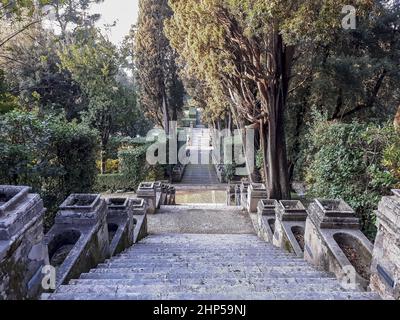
[305, 199, 373, 291]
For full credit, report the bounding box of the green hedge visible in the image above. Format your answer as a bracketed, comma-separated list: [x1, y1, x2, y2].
[0, 110, 98, 230]
[302, 120, 400, 240]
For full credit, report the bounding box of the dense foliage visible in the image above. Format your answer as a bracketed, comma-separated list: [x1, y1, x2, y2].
[301, 117, 400, 239]
[0, 110, 98, 228]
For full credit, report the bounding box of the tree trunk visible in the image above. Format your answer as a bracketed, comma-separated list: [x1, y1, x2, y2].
[162, 91, 170, 134]
[257, 34, 293, 200]
[100, 142, 106, 175]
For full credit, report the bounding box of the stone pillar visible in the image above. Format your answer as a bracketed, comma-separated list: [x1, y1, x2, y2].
[130, 199, 148, 243]
[247, 183, 268, 213]
[273, 200, 308, 257]
[370, 190, 400, 300]
[137, 182, 157, 214]
[0, 186, 48, 300]
[45, 194, 110, 287]
[256, 200, 278, 243]
[305, 199, 373, 291]
[240, 181, 250, 211]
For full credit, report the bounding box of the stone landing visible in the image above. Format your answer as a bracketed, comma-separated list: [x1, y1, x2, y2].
[148, 205, 254, 234]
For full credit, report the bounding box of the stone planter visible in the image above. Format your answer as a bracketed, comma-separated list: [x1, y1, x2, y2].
[45, 194, 110, 289]
[247, 184, 268, 213]
[305, 199, 373, 291]
[106, 198, 135, 256]
[273, 200, 307, 257]
[137, 182, 156, 214]
[370, 190, 400, 299]
[256, 200, 278, 243]
[0, 186, 48, 300]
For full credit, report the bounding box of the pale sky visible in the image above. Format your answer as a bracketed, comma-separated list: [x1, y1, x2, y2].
[92, 0, 139, 45]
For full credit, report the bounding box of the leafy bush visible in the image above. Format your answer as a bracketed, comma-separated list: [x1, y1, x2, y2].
[118, 145, 149, 190]
[0, 110, 98, 229]
[302, 119, 400, 240]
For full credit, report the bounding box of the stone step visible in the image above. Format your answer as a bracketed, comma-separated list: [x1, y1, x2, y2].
[45, 291, 379, 301]
[101, 259, 310, 268]
[55, 282, 349, 295]
[88, 265, 322, 275]
[69, 277, 339, 287]
[115, 251, 297, 258]
[79, 272, 333, 281]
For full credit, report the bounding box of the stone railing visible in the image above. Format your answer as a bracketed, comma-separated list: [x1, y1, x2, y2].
[0, 181, 157, 300]
[248, 188, 400, 299]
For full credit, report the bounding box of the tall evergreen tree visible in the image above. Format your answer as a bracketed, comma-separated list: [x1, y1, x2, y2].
[134, 0, 184, 133]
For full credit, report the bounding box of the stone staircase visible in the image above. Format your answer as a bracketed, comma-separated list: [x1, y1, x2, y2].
[180, 128, 220, 185]
[46, 233, 378, 300]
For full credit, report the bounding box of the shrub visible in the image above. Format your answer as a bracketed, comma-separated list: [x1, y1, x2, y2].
[302, 119, 400, 240]
[118, 145, 149, 190]
[0, 110, 98, 230]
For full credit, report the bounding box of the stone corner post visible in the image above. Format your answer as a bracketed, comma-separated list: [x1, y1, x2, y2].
[0, 185, 49, 300]
[370, 190, 400, 300]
